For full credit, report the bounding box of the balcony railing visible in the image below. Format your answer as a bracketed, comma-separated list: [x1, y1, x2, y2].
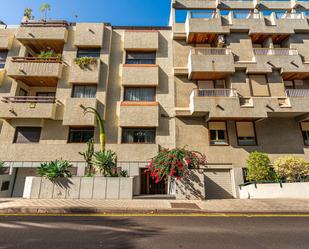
[195, 89, 239, 97]
[20, 20, 69, 28]
[11, 57, 62, 63]
[253, 48, 298, 56]
[191, 48, 232, 55]
[2, 96, 56, 103]
[285, 89, 309, 97]
[189, 11, 218, 19]
[275, 12, 304, 20]
[233, 11, 260, 19]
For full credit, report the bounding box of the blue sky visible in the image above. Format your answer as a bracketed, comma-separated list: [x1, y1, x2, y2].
[1, 0, 171, 26]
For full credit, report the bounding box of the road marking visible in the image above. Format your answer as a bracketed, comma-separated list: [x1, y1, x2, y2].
[0, 213, 309, 217]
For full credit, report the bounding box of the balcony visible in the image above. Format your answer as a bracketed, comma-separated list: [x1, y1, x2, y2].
[0, 34, 13, 50]
[124, 31, 159, 51]
[230, 11, 267, 32]
[63, 98, 98, 126]
[219, 0, 256, 9]
[189, 88, 309, 119]
[273, 12, 308, 33]
[74, 23, 104, 48]
[248, 48, 305, 74]
[16, 21, 68, 53]
[173, 0, 217, 9]
[69, 59, 101, 84]
[185, 11, 229, 43]
[0, 96, 57, 119]
[188, 48, 235, 80]
[122, 64, 159, 86]
[7, 57, 63, 86]
[119, 102, 159, 127]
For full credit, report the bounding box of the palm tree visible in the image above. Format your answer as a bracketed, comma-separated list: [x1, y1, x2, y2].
[80, 105, 105, 151]
[40, 3, 51, 21]
[24, 8, 34, 20]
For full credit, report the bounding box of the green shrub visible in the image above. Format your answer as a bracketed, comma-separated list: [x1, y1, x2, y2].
[247, 151, 277, 182]
[92, 150, 117, 177]
[37, 160, 72, 181]
[119, 170, 129, 177]
[74, 57, 97, 69]
[0, 161, 4, 168]
[38, 50, 61, 59]
[274, 156, 309, 181]
[79, 139, 95, 176]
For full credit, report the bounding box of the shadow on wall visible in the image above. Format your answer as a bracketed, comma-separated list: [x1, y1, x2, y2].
[176, 170, 205, 200]
[157, 106, 170, 137]
[157, 32, 168, 58]
[0, 216, 161, 249]
[204, 175, 233, 200]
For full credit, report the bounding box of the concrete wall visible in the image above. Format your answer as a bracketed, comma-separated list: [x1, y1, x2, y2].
[239, 182, 309, 199]
[16, 26, 68, 42]
[122, 65, 159, 86]
[69, 59, 101, 83]
[74, 23, 104, 48]
[124, 31, 159, 51]
[0, 174, 14, 197]
[23, 176, 134, 200]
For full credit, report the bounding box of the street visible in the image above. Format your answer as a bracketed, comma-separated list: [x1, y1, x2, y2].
[0, 215, 308, 249]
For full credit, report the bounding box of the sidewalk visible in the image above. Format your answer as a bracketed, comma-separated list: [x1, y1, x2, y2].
[1, 198, 309, 214]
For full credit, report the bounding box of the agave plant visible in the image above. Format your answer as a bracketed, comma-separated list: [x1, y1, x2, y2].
[79, 139, 95, 176]
[92, 150, 117, 177]
[37, 160, 72, 181]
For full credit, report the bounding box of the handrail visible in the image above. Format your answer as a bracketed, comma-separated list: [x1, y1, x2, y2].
[195, 88, 238, 97]
[285, 89, 309, 97]
[20, 20, 69, 28]
[253, 48, 298, 56]
[11, 57, 62, 63]
[191, 48, 232, 55]
[2, 96, 56, 103]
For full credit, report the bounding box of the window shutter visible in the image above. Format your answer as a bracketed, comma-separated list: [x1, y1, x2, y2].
[301, 122, 309, 131]
[236, 122, 255, 137]
[209, 122, 226, 130]
[249, 75, 269, 96]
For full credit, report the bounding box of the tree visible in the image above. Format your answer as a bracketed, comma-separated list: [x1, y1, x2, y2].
[247, 151, 277, 182]
[24, 8, 34, 20]
[80, 105, 105, 151]
[79, 138, 95, 176]
[274, 156, 309, 181]
[40, 3, 51, 21]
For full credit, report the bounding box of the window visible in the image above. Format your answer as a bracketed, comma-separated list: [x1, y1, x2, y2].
[77, 48, 100, 58]
[124, 87, 155, 102]
[208, 122, 228, 145]
[0, 50, 8, 69]
[1, 181, 10, 191]
[122, 128, 156, 144]
[14, 127, 41, 143]
[301, 122, 309, 146]
[126, 52, 156, 64]
[72, 85, 96, 98]
[36, 92, 56, 97]
[236, 121, 257, 146]
[68, 127, 94, 143]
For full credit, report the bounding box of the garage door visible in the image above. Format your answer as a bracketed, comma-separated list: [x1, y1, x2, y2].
[204, 169, 233, 199]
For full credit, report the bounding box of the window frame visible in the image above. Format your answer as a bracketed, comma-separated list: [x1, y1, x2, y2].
[235, 121, 258, 146]
[0, 50, 8, 69]
[125, 51, 156, 65]
[71, 84, 97, 98]
[13, 127, 42, 144]
[123, 87, 156, 102]
[208, 121, 229, 146]
[121, 128, 156, 144]
[300, 122, 309, 147]
[76, 48, 101, 58]
[67, 127, 95, 144]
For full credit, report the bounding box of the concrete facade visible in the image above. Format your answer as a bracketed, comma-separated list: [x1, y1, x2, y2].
[0, 1, 309, 199]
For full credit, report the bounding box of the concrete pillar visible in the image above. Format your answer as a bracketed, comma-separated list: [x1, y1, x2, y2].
[76, 164, 86, 176]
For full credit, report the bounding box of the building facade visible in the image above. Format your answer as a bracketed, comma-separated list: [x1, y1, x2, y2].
[0, 0, 309, 199]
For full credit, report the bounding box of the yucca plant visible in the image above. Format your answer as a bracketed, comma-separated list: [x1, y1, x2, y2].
[79, 138, 95, 176]
[37, 160, 72, 181]
[92, 150, 117, 177]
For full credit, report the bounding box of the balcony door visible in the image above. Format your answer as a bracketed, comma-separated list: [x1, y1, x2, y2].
[140, 169, 167, 195]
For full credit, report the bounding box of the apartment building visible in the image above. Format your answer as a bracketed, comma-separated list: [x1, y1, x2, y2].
[171, 0, 309, 198]
[1, 0, 309, 199]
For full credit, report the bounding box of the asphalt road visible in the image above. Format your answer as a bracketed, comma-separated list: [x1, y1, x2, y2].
[0, 215, 308, 249]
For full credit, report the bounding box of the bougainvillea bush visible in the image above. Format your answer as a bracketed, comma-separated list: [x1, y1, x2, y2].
[146, 147, 207, 183]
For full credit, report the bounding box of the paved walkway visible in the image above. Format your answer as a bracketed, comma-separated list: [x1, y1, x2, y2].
[1, 198, 309, 214]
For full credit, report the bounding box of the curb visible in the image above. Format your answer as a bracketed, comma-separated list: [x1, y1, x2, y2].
[1, 208, 309, 216]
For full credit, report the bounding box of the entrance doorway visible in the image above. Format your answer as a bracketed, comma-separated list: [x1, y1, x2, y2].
[140, 169, 167, 195]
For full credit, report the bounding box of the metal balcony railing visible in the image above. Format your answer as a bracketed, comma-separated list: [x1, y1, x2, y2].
[275, 12, 304, 20]
[11, 57, 62, 63]
[285, 89, 309, 97]
[253, 48, 298, 56]
[2, 96, 56, 103]
[191, 48, 232, 55]
[195, 89, 239, 97]
[20, 20, 69, 28]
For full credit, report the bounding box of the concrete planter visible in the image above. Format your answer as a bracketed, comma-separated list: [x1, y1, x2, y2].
[23, 176, 134, 200]
[0, 174, 13, 197]
[239, 182, 309, 199]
